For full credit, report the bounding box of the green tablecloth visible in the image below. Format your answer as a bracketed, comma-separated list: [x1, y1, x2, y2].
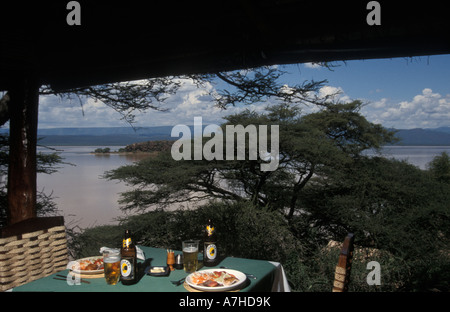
[13, 246, 281, 292]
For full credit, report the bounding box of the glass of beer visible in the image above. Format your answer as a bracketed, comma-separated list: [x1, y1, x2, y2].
[182, 240, 199, 273]
[103, 250, 121, 285]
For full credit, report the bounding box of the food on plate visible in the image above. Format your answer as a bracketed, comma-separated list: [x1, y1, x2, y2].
[72, 257, 104, 271]
[150, 267, 166, 273]
[190, 270, 239, 287]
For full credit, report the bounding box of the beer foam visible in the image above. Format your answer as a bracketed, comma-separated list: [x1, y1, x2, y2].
[104, 256, 120, 263]
[183, 247, 198, 253]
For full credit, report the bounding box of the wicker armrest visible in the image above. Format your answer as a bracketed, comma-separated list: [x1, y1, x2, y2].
[0, 217, 68, 291]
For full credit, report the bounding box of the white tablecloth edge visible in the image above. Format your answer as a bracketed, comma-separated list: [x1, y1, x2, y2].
[269, 261, 291, 292]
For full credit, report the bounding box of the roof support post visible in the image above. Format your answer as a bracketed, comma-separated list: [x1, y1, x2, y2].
[7, 75, 39, 225]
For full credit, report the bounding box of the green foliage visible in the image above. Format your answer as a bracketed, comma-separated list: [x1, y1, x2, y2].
[121, 201, 303, 264]
[427, 151, 450, 183]
[67, 225, 125, 259]
[105, 101, 396, 221]
[297, 156, 450, 291]
[94, 147, 111, 153]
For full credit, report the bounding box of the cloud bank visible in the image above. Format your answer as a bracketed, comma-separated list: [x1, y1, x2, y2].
[362, 88, 450, 129]
[36, 78, 450, 130]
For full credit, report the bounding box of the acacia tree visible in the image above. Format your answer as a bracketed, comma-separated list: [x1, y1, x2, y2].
[296, 155, 450, 291]
[0, 65, 329, 224]
[104, 100, 396, 220]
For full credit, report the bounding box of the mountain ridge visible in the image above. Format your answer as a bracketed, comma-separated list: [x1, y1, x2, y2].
[2, 126, 450, 146]
[392, 128, 450, 146]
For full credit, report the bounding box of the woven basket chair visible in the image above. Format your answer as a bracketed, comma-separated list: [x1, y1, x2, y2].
[0, 216, 68, 291]
[332, 233, 355, 292]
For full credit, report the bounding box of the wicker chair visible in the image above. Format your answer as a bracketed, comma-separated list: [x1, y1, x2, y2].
[0, 216, 68, 291]
[332, 233, 355, 292]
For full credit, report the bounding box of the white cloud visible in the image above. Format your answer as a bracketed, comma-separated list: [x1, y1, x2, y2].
[38, 94, 127, 128]
[133, 78, 235, 127]
[293, 85, 450, 129]
[37, 78, 248, 129]
[362, 88, 450, 128]
[304, 62, 322, 69]
[36, 79, 450, 131]
[317, 85, 352, 103]
[372, 98, 388, 108]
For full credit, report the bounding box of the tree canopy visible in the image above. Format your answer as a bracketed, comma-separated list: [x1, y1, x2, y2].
[105, 100, 396, 220]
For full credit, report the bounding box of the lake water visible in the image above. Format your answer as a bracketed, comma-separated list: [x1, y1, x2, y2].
[365, 146, 450, 169]
[37, 146, 148, 229]
[37, 145, 450, 229]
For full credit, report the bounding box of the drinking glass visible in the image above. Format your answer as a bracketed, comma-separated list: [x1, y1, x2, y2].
[182, 240, 199, 273]
[103, 250, 121, 285]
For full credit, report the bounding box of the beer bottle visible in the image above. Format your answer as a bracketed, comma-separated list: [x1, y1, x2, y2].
[203, 219, 217, 267]
[120, 229, 137, 285]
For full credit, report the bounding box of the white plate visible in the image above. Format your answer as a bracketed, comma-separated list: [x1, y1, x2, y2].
[68, 256, 104, 275]
[186, 269, 246, 292]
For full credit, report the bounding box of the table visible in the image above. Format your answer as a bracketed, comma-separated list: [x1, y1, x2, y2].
[13, 246, 290, 292]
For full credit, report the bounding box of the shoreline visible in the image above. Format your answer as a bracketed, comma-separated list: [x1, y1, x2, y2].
[89, 151, 157, 155]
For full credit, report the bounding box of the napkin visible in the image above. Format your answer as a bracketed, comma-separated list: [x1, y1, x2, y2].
[99, 246, 146, 260]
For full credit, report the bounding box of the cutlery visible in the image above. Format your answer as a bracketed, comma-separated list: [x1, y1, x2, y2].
[170, 277, 185, 286]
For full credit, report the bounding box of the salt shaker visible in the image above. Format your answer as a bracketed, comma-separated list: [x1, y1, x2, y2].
[175, 254, 183, 270]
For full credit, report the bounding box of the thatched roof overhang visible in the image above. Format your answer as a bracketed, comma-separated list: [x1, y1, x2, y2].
[1, 1, 449, 91]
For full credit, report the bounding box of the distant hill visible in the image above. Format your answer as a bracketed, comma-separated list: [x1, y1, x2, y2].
[37, 134, 175, 146]
[393, 128, 450, 146]
[37, 127, 177, 146]
[2, 126, 450, 146]
[430, 127, 450, 135]
[36, 126, 174, 136]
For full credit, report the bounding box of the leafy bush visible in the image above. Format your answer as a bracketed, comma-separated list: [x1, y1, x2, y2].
[67, 225, 124, 259]
[94, 148, 111, 153]
[295, 157, 450, 291]
[119, 201, 304, 264]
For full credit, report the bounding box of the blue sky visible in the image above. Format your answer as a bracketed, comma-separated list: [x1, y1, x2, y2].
[284, 54, 450, 129]
[35, 54, 450, 130]
[293, 55, 450, 102]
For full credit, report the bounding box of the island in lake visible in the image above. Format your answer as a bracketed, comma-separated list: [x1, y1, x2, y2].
[91, 140, 173, 154]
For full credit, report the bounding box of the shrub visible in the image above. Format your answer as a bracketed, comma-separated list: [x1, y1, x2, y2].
[67, 224, 124, 259]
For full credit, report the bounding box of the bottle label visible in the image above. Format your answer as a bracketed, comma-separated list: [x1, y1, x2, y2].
[120, 259, 133, 278]
[123, 238, 131, 248]
[205, 244, 217, 260]
[206, 225, 214, 236]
